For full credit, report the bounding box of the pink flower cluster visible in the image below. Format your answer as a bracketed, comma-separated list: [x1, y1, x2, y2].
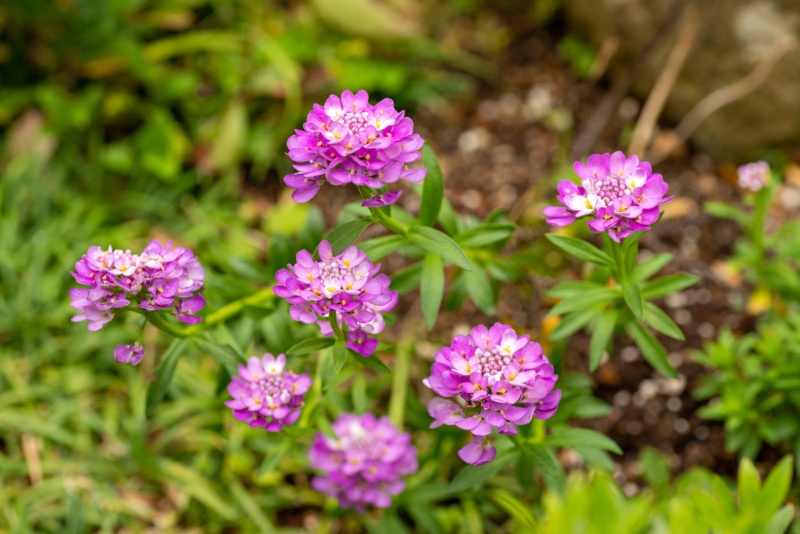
[737, 160, 770, 192]
[274, 240, 397, 357]
[544, 151, 672, 242]
[284, 90, 426, 206]
[424, 323, 561, 465]
[308, 413, 417, 511]
[69, 240, 205, 332]
[225, 354, 312, 432]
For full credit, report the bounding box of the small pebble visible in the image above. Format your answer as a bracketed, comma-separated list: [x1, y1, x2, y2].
[697, 322, 715, 338]
[673, 418, 690, 434]
[694, 426, 710, 440]
[457, 128, 490, 152]
[613, 390, 631, 407]
[622, 482, 640, 497]
[674, 309, 692, 325]
[665, 293, 687, 308]
[666, 397, 682, 412]
[620, 346, 639, 362]
[638, 379, 658, 400]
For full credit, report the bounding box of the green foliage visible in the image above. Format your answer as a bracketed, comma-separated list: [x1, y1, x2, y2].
[536, 470, 652, 533]
[692, 315, 800, 459]
[534, 456, 797, 534]
[545, 234, 697, 375]
[705, 178, 800, 308]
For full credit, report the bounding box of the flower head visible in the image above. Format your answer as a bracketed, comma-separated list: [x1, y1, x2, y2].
[737, 160, 770, 192]
[225, 353, 311, 432]
[70, 240, 206, 332]
[274, 240, 397, 356]
[308, 413, 417, 511]
[114, 343, 145, 366]
[543, 151, 673, 242]
[284, 90, 426, 206]
[423, 323, 561, 465]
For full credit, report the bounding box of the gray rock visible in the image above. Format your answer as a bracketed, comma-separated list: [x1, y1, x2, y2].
[563, 0, 800, 160]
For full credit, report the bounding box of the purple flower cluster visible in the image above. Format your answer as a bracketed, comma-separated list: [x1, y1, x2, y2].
[274, 240, 397, 357]
[284, 90, 426, 206]
[70, 240, 205, 331]
[424, 323, 561, 465]
[308, 413, 417, 511]
[544, 151, 673, 242]
[737, 160, 770, 192]
[225, 353, 312, 432]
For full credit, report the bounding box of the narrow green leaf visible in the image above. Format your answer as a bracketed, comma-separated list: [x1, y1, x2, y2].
[157, 459, 237, 520]
[282, 425, 318, 438]
[547, 287, 618, 317]
[645, 303, 685, 340]
[641, 274, 699, 300]
[437, 197, 461, 236]
[463, 266, 496, 316]
[704, 201, 750, 226]
[621, 230, 644, 256]
[359, 234, 408, 261]
[589, 311, 617, 371]
[321, 218, 372, 255]
[545, 280, 608, 299]
[454, 223, 515, 248]
[448, 452, 516, 493]
[230, 480, 276, 534]
[349, 349, 391, 374]
[146, 338, 188, 416]
[421, 253, 445, 330]
[760, 455, 794, 514]
[333, 338, 348, 374]
[517, 443, 561, 478]
[544, 427, 622, 455]
[352, 369, 367, 413]
[193, 338, 244, 375]
[258, 439, 293, 478]
[391, 262, 423, 295]
[67, 492, 83, 534]
[632, 253, 673, 283]
[627, 321, 677, 378]
[549, 306, 603, 341]
[490, 489, 537, 531]
[737, 458, 761, 511]
[408, 505, 444, 534]
[545, 234, 612, 266]
[407, 226, 473, 271]
[286, 336, 335, 355]
[639, 447, 671, 489]
[763, 505, 795, 534]
[419, 144, 444, 226]
[622, 282, 645, 321]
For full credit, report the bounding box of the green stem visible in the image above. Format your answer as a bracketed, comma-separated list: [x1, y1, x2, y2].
[357, 186, 409, 235]
[299, 348, 325, 427]
[143, 311, 189, 338]
[328, 312, 345, 340]
[369, 206, 408, 235]
[388, 333, 413, 428]
[750, 184, 773, 253]
[141, 286, 275, 338]
[608, 239, 627, 284]
[533, 419, 546, 444]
